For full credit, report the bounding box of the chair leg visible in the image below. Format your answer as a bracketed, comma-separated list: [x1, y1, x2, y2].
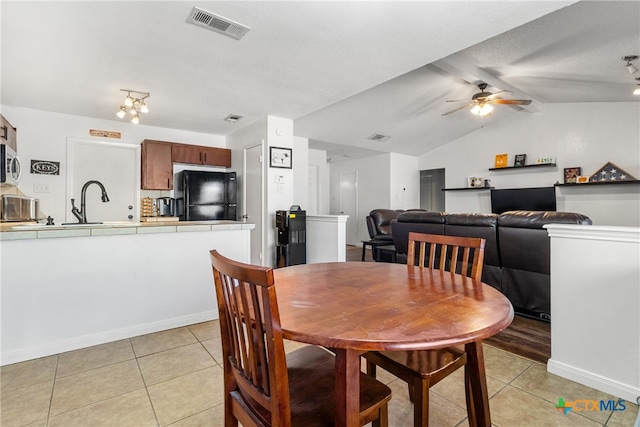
[366, 359, 377, 377]
[412, 379, 429, 427]
[362, 243, 367, 261]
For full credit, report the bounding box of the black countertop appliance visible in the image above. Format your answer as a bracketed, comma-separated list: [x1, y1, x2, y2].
[175, 170, 237, 221]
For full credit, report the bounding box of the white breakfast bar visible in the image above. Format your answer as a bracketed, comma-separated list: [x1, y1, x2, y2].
[0, 221, 254, 365]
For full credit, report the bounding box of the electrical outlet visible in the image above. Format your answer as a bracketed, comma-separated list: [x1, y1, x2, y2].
[33, 183, 50, 193]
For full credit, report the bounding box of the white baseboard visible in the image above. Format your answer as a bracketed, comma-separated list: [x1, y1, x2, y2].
[1, 311, 218, 366]
[547, 358, 640, 403]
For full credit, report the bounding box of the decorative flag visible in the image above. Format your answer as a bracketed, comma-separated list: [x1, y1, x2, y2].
[589, 162, 636, 182]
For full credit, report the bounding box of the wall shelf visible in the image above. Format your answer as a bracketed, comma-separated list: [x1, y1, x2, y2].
[555, 180, 640, 187]
[489, 163, 556, 171]
[442, 187, 495, 192]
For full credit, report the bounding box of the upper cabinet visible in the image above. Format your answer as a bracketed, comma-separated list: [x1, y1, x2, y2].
[141, 140, 232, 190]
[1, 115, 17, 151]
[141, 140, 173, 190]
[171, 144, 231, 167]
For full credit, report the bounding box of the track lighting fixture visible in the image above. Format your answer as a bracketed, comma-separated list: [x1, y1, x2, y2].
[622, 55, 638, 74]
[115, 89, 150, 124]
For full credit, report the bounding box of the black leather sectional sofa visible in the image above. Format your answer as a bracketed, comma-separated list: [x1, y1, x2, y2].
[379, 209, 593, 322]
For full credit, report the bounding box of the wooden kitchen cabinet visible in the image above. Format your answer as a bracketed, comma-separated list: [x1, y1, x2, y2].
[172, 143, 231, 167]
[141, 140, 173, 190]
[1, 115, 17, 151]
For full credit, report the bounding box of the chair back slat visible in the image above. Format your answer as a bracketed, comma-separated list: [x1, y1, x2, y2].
[407, 232, 486, 281]
[211, 250, 291, 426]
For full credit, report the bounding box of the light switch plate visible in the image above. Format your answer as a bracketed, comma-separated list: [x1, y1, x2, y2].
[33, 183, 50, 193]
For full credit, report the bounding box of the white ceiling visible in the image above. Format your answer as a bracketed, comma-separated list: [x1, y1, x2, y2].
[2, 1, 638, 162]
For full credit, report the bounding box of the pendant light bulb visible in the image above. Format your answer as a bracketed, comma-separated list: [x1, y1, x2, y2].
[140, 101, 149, 114]
[634, 86, 640, 95]
[116, 108, 126, 119]
[124, 93, 134, 107]
[471, 103, 493, 116]
[131, 113, 139, 124]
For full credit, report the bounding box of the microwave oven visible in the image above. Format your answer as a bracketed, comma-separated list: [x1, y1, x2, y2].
[1, 144, 21, 185]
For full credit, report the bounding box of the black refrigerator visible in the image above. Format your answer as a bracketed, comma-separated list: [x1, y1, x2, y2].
[174, 170, 237, 221]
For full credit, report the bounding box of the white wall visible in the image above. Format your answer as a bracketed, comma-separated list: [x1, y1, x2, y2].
[309, 148, 330, 214]
[1, 106, 226, 222]
[292, 135, 309, 209]
[418, 102, 640, 226]
[328, 152, 421, 244]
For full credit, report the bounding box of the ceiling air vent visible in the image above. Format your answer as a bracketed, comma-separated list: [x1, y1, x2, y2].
[187, 7, 250, 40]
[368, 133, 391, 142]
[224, 114, 244, 123]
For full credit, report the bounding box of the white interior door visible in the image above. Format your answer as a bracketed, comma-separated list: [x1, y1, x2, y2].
[244, 142, 264, 265]
[339, 171, 358, 245]
[67, 139, 139, 223]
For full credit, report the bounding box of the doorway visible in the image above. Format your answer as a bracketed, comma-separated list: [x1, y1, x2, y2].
[420, 168, 445, 212]
[339, 171, 357, 245]
[67, 138, 139, 223]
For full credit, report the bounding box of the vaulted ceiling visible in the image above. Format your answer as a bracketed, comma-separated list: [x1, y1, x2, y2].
[2, 1, 638, 161]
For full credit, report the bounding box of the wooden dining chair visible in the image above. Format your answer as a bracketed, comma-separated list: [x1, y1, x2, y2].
[210, 250, 392, 427]
[363, 232, 486, 427]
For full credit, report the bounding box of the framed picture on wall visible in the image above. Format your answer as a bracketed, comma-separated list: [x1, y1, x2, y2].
[269, 147, 292, 169]
[564, 167, 581, 184]
[514, 154, 527, 167]
[494, 153, 508, 168]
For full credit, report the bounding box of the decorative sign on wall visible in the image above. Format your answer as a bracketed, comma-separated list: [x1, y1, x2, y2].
[89, 129, 121, 139]
[31, 160, 60, 175]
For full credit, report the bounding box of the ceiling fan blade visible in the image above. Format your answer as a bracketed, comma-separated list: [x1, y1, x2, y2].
[442, 103, 474, 116]
[486, 90, 513, 99]
[445, 99, 473, 103]
[490, 99, 532, 105]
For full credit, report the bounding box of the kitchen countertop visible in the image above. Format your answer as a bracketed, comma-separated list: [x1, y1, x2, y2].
[0, 220, 255, 241]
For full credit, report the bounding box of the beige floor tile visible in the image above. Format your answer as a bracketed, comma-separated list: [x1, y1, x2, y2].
[166, 404, 225, 426]
[138, 343, 215, 386]
[482, 344, 533, 383]
[606, 400, 638, 426]
[56, 339, 135, 378]
[0, 355, 58, 391]
[50, 359, 145, 416]
[131, 327, 198, 357]
[511, 363, 618, 424]
[490, 385, 602, 426]
[48, 388, 157, 427]
[147, 365, 225, 426]
[187, 320, 220, 341]
[386, 377, 468, 426]
[200, 337, 223, 364]
[0, 380, 53, 426]
[431, 366, 508, 409]
[284, 339, 309, 353]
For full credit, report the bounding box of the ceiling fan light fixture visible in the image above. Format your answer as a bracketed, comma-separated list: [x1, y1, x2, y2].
[470, 104, 493, 116]
[634, 86, 640, 96]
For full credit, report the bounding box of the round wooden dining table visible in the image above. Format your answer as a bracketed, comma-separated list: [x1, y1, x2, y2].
[274, 261, 514, 427]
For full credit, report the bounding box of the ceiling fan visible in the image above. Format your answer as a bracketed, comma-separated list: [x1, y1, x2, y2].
[442, 83, 532, 116]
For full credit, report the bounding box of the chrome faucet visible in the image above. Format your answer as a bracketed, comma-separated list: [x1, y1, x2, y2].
[71, 180, 110, 223]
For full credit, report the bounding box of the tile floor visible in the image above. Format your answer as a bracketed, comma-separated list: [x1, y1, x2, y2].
[1, 320, 637, 427]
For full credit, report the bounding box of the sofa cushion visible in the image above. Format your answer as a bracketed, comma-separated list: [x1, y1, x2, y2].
[396, 211, 446, 224]
[498, 210, 592, 228]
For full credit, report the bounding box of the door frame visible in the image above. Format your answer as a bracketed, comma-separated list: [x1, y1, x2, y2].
[243, 141, 265, 266]
[339, 170, 358, 245]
